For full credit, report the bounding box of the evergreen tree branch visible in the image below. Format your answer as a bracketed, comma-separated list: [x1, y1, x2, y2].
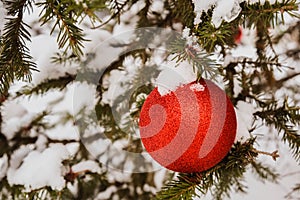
[241, 0, 300, 28]
[156, 174, 201, 200]
[1, 111, 49, 157]
[285, 183, 300, 199]
[156, 138, 280, 200]
[169, 36, 219, 80]
[223, 57, 298, 105]
[71, 0, 107, 24]
[240, 0, 300, 60]
[93, 0, 129, 28]
[273, 20, 300, 43]
[37, 0, 96, 56]
[165, 0, 195, 28]
[192, 0, 300, 55]
[254, 99, 300, 162]
[96, 48, 147, 100]
[0, 0, 37, 94]
[16, 73, 76, 96]
[195, 20, 234, 53]
[250, 161, 279, 183]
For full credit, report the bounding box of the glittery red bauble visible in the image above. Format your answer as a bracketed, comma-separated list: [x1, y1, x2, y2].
[139, 79, 237, 173]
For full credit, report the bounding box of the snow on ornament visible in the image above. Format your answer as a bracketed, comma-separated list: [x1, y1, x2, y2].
[139, 79, 237, 173]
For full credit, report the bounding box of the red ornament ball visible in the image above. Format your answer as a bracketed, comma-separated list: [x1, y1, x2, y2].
[139, 79, 237, 173]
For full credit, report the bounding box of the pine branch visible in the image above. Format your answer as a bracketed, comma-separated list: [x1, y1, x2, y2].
[254, 99, 300, 162]
[96, 48, 147, 100]
[228, 58, 284, 67]
[223, 57, 297, 105]
[0, 179, 25, 199]
[250, 161, 279, 183]
[192, 0, 300, 54]
[114, 65, 157, 138]
[156, 138, 279, 200]
[285, 183, 300, 199]
[37, 0, 90, 56]
[16, 74, 76, 96]
[241, 0, 300, 28]
[169, 37, 219, 80]
[0, 0, 37, 94]
[195, 20, 234, 53]
[273, 20, 300, 44]
[51, 52, 81, 65]
[135, 0, 180, 29]
[136, 0, 152, 27]
[156, 174, 201, 200]
[241, 0, 299, 58]
[156, 138, 281, 200]
[8, 111, 49, 153]
[94, 103, 128, 142]
[93, 0, 129, 28]
[166, 0, 195, 28]
[73, 0, 107, 24]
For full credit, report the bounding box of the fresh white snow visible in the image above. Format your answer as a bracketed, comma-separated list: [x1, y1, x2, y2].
[155, 59, 198, 95]
[7, 144, 70, 191]
[72, 160, 101, 174]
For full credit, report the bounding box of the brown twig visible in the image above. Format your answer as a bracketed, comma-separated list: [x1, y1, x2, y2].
[252, 149, 280, 161]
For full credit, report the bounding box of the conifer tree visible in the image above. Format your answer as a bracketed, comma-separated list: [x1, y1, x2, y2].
[0, 0, 299, 199]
